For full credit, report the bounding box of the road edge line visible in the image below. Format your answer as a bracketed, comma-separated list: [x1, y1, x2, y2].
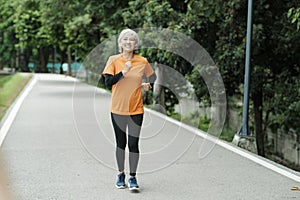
[78, 80, 300, 183]
[145, 107, 300, 183]
[0, 74, 37, 146]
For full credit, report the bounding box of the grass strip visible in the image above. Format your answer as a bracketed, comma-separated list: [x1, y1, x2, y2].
[0, 73, 32, 121]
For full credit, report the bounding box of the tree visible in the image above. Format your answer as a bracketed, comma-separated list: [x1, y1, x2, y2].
[0, 0, 18, 70]
[122, 0, 189, 112]
[249, 0, 300, 156]
[13, 0, 52, 72]
[181, 0, 300, 157]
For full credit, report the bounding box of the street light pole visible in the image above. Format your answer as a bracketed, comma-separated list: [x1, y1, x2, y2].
[52, 46, 55, 73]
[238, 0, 253, 136]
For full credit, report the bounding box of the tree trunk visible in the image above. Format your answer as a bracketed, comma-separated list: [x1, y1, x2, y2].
[67, 47, 72, 76]
[253, 87, 264, 156]
[39, 47, 50, 73]
[16, 49, 20, 71]
[20, 48, 31, 72]
[153, 63, 165, 114]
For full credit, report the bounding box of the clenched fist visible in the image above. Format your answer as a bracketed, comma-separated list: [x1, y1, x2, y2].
[122, 61, 132, 75]
[142, 83, 152, 91]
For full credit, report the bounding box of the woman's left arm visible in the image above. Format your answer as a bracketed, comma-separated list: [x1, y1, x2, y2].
[147, 72, 157, 84]
[142, 72, 156, 91]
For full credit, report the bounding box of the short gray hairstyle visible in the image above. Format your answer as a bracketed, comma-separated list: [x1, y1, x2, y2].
[118, 29, 139, 53]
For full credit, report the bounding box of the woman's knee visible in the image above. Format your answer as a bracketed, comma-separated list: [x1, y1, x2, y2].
[128, 140, 139, 153]
[116, 141, 126, 150]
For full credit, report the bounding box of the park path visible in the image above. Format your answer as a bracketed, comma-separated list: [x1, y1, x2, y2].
[0, 73, 300, 200]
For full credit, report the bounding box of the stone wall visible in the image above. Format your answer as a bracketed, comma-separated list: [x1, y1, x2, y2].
[266, 130, 300, 169]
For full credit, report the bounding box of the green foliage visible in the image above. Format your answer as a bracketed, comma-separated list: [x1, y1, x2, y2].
[214, 0, 247, 97]
[288, 7, 300, 30]
[267, 72, 300, 134]
[219, 127, 236, 142]
[169, 110, 236, 142]
[0, 0, 18, 69]
[198, 115, 210, 132]
[122, 0, 180, 28]
[13, 0, 42, 48]
[168, 112, 181, 121]
[180, 111, 209, 131]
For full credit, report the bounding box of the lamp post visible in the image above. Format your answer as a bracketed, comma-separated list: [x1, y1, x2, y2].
[232, 0, 255, 152]
[238, 0, 253, 137]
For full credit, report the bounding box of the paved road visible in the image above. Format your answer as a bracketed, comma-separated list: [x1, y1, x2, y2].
[1, 74, 300, 200]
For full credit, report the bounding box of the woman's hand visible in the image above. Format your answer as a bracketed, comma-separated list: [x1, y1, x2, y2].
[142, 83, 152, 91]
[122, 61, 132, 75]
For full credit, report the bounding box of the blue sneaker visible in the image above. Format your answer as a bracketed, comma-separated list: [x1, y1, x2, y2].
[116, 173, 126, 189]
[128, 176, 139, 191]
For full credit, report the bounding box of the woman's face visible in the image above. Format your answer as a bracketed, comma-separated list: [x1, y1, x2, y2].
[121, 33, 136, 53]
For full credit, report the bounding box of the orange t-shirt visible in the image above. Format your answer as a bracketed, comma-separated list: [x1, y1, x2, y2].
[102, 54, 154, 115]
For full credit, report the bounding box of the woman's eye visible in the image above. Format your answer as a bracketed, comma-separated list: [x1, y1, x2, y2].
[123, 37, 135, 41]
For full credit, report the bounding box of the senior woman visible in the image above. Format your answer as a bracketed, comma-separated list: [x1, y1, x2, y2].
[102, 28, 156, 191]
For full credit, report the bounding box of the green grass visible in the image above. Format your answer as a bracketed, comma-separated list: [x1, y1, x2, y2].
[0, 75, 13, 87]
[169, 111, 236, 142]
[0, 73, 32, 121]
[219, 127, 236, 142]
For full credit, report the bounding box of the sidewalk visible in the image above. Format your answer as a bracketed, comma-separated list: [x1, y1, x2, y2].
[1, 74, 300, 200]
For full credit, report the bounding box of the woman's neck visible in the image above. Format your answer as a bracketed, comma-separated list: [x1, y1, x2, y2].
[122, 52, 134, 60]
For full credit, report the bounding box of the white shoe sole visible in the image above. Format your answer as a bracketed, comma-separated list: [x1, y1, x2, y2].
[129, 186, 139, 191]
[115, 185, 126, 189]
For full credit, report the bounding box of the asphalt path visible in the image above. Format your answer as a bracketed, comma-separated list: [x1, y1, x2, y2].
[1, 74, 300, 200]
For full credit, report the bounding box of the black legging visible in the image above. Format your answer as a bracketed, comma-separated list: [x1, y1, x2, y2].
[111, 113, 143, 177]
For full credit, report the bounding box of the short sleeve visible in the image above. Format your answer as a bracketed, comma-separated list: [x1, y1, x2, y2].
[144, 59, 154, 77]
[102, 56, 115, 76]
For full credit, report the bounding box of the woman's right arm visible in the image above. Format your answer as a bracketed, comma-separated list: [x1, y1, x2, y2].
[104, 72, 124, 87]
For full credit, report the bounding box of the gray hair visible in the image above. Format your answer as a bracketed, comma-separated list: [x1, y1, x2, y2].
[118, 29, 139, 53]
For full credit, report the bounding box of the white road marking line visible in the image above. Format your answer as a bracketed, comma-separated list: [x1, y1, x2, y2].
[145, 108, 300, 183]
[0, 75, 37, 146]
[1, 74, 299, 183]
